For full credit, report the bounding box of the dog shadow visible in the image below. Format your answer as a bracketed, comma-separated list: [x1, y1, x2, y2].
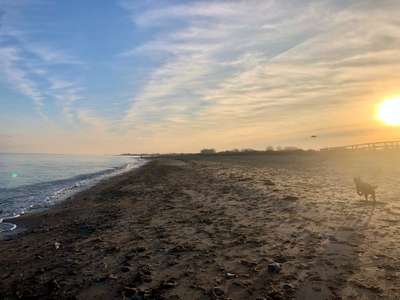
[353, 199, 385, 207]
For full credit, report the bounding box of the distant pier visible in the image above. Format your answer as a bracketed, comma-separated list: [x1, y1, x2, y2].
[321, 140, 400, 151]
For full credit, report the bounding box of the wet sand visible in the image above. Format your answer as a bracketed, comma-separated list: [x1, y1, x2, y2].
[1, 156, 399, 299]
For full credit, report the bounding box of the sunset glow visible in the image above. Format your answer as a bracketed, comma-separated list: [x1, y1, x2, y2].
[378, 98, 400, 126]
[1, 1, 400, 154]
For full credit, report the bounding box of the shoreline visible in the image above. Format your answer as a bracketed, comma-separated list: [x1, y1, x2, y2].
[0, 158, 148, 237]
[0, 157, 399, 299]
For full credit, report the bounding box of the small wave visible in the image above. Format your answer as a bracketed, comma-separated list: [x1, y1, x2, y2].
[0, 222, 17, 232]
[0, 214, 20, 233]
[0, 158, 147, 231]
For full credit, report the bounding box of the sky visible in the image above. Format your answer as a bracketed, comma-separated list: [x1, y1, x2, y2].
[1, 0, 400, 154]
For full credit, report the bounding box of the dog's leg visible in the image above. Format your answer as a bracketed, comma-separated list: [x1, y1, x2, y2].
[372, 191, 376, 202]
[364, 193, 368, 201]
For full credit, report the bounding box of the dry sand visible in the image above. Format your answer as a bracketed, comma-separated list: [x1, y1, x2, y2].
[1, 156, 399, 299]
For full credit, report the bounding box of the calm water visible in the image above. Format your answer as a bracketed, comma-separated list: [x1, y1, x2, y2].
[0, 153, 145, 232]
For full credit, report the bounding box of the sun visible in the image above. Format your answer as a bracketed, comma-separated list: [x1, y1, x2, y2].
[378, 97, 400, 126]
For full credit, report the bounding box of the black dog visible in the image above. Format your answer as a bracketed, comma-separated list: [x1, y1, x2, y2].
[354, 177, 377, 201]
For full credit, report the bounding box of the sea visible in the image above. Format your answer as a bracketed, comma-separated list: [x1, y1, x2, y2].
[0, 153, 145, 232]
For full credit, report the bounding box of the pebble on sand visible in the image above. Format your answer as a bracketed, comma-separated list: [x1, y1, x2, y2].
[267, 262, 282, 273]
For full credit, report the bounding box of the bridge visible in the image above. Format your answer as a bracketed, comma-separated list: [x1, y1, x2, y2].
[321, 140, 400, 151]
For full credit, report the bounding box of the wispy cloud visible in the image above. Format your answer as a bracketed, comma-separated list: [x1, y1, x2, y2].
[2, 1, 400, 154]
[0, 46, 46, 113]
[117, 0, 400, 151]
[0, 1, 85, 122]
[28, 44, 83, 65]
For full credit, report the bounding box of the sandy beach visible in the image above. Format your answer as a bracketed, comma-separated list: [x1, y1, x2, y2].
[1, 155, 400, 299]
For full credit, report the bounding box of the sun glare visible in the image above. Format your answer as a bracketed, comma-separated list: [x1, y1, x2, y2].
[378, 97, 400, 126]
